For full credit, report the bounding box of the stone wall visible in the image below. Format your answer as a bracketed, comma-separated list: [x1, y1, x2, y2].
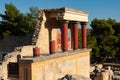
[0, 51, 20, 80]
[19, 49, 91, 80]
[36, 12, 58, 54]
[0, 34, 32, 52]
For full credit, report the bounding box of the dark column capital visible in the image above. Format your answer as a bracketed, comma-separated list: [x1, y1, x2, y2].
[80, 22, 88, 25]
[70, 21, 79, 24]
[60, 20, 69, 24]
[69, 21, 79, 28]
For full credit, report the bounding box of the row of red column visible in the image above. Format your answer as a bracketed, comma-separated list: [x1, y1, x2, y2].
[48, 20, 87, 54]
[61, 21, 87, 52]
[33, 20, 87, 56]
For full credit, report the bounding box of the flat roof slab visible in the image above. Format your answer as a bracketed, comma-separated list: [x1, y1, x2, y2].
[42, 7, 89, 22]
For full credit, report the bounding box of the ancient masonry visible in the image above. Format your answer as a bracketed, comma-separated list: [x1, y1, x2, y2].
[90, 63, 120, 80]
[0, 7, 91, 80]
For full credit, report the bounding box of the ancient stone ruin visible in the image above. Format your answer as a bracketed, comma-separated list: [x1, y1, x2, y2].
[0, 7, 91, 80]
[90, 63, 120, 80]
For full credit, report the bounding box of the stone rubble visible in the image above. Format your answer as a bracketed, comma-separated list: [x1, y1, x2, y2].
[90, 65, 120, 80]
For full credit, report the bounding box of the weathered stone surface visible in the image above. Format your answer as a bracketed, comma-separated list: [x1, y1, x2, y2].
[19, 49, 91, 80]
[0, 51, 20, 80]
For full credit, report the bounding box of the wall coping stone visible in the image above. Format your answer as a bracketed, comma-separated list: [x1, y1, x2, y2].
[19, 49, 91, 64]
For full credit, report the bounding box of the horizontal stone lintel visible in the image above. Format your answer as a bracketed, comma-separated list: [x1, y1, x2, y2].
[42, 7, 88, 22]
[62, 12, 88, 22]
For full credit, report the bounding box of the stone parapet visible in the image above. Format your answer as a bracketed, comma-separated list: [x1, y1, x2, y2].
[19, 49, 91, 80]
[19, 49, 91, 63]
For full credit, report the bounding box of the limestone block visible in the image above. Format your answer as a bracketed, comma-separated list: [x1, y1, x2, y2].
[20, 45, 34, 57]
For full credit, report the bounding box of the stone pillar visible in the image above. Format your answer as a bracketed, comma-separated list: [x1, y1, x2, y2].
[61, 21, 69, 52]
[49, 40, 56, 54]
[33, 47, 40, 57]
[81, 22, 87, 48]
[72, 22, 79, 50]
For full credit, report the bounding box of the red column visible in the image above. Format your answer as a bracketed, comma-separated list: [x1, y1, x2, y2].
[33, 47, 40, 57]
[49, 40, 56, 54]
[81, 22, 87, 48]
[72, 22, 78, 50]
[61, 21, 69, 52]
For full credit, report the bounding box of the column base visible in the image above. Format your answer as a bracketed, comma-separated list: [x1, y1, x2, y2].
[34, 54, 40, 57]
[50, 52, 55, 54]
[73, 48, 78, 50]
[63, 50, 68, 52]
[82, 47, 87, 49]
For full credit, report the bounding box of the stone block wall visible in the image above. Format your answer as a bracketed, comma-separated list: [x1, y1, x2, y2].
[0, 52, 20, 80]
[19, 49, 91, 80]
[20, 45, 34, 57]
[0, 34, 32, 52]
[36, 20, 58, 54]
[32, 50, 90, 80]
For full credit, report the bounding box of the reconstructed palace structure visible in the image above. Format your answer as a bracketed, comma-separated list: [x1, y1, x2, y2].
[0, 7, 90, 80]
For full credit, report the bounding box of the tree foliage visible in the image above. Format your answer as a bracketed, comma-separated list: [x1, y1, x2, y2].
[0, 3, 38, 38]
[89, 18, 120, 63]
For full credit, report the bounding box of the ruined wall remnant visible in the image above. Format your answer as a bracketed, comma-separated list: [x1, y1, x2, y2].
[0, 7, 90, 80]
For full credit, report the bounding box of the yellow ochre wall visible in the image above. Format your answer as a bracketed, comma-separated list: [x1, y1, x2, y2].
[31, 50, 90, 80]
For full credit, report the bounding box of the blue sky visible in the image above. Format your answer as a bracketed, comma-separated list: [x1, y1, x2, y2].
[0, 0, 120, 28]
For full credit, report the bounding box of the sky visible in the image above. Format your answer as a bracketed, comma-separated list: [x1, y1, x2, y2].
[0, 0, 120, 28]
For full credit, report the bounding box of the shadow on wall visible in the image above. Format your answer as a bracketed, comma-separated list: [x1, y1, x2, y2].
[0, 33, 33, 52]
